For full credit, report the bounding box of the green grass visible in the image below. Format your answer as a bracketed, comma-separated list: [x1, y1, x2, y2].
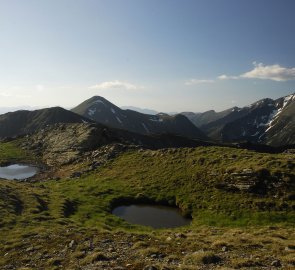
[0, 144, 294, 269]
[0, 141, 34, 164]
[1, 145, 294, 230]
[19, 146, 293, 229]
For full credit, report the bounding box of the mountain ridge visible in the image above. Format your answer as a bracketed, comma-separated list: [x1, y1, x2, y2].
[0, 93, 293, 147]
[0, 107, 91, 139]
[71, 96, 207, 140]
[182, 93, 295, 146]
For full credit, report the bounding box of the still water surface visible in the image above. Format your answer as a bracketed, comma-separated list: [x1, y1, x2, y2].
[0, 164, 37, 180]
[112, 204, 191, 228]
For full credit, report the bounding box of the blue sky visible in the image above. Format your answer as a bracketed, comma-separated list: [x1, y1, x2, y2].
[0, 0, 295, 112]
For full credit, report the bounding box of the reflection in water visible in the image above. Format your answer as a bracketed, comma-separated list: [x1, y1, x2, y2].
[0, 164, 37, 180]
[112, 204, 191, 229]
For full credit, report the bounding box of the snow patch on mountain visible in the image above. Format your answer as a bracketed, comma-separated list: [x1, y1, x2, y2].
[265, 94, 295, 132]
[251, 131, 260, 137]
[265, 94, 294, 132]
[142, 123, 149, 132]
[116, 116, 122, 124]
[92, 100, 106, 106]
[88, 108, 97, 116]
[149, 117, 163, 122]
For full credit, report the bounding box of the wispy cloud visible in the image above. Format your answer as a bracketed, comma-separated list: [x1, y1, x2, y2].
[219, 62, 295, 82]
[217, 74, 239, 80]
[185, 79, 215, 85]
[89, 80, 141, 90]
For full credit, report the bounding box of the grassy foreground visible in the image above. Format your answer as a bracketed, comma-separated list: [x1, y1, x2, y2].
[0, 142, 295, 269]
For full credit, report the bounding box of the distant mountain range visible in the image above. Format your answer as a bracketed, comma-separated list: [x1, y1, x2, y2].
[0, 93, 294, 147]
[120, 106, 158, 115]
[71, 96, 207, 140]
[0, 106, 40, 115]
[182, 93, 295, 146]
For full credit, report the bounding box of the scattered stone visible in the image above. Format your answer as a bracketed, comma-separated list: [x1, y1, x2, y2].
[222, 246, 228, 252]
[68, 240, 75, 248]
[108, 247, 115, 252]
[25, 247, 34, 252]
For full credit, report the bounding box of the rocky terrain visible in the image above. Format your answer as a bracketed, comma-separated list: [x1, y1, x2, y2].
[0, 127, 294, 269]
[1, 225, 295, 270]
[18, 123, 217, 167]
[0, 95, 294, 270]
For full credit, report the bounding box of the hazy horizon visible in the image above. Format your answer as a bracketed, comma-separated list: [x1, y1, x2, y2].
[0, 91, 294, 116]
[1, 0, 295, 112]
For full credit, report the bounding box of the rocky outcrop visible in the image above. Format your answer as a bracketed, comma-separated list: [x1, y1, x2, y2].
[216, 168, 293, 195]
[21, 123, 117, 166]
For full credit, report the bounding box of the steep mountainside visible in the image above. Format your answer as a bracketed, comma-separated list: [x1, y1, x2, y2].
[72, 96, 207, 140]
[221, 94, 295, 146]
[183, 93, 295, 146]
[0, 107, 91, 138]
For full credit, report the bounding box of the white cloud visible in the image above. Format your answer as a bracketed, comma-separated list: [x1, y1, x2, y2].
[241, 62, 295, 81]
[218, 62, 295, 82]
[217, 74, 239, 80]
[89, 80, 140, 90]
[185, 79, 214, 85]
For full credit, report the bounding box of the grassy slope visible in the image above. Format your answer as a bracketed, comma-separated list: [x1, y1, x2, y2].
[45, 146, 295, 228]
[0, 143, 295, 269]
[0, 141, 33, 164]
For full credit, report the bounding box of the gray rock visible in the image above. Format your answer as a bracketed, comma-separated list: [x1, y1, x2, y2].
[68, 240, 75, 248]
[222, 246, 228, 252]
[26, 247, 34, 252]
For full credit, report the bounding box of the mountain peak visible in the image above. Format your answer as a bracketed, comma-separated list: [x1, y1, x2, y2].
[72, 96, 207, 140]
[85, 96, 113, 106]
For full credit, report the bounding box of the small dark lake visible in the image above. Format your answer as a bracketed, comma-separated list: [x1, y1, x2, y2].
[0, 164, 37, 180]
[112, 204, 191, 229]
